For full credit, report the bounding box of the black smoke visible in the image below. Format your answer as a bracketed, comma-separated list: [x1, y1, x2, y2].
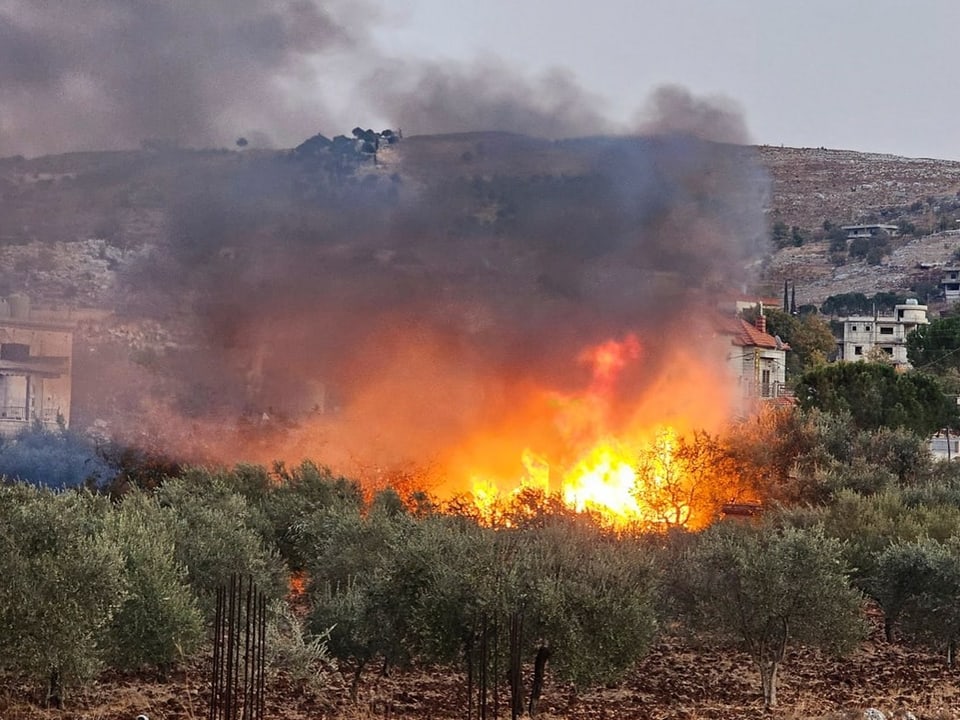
[0, 3, 754, 156]
[361, 59, 614, 139]
[102, 126, 768, 469]
[0, 2, 770, 473]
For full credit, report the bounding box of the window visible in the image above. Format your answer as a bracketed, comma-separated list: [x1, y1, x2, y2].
[0, 343, 30, 361]
[851, 325, 858, 332]
[879, 326, 894, 335]
[865, 325, 872, 332]
[854, 346, 863, 355]
[882, 346, 893, 355]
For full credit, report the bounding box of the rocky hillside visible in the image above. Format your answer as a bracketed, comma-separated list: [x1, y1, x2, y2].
[2, 137, 960, 313]
[759, 145, 960, 230]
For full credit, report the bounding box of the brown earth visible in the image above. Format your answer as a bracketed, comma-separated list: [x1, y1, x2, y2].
[2, 624, 959, 720]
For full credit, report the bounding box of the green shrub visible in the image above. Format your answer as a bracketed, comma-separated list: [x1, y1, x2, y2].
[158, 472, 286, 619]
[102, 491, 203, 671]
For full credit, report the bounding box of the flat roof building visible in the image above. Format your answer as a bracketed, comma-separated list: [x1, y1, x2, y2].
[0, 295, 74, 436]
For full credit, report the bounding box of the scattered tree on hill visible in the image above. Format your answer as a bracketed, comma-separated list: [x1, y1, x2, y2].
[771, 220, 790, 247]
[826, 223, 849, 253]
[669, 523, 865, 709]
[820, 291, 909, 317]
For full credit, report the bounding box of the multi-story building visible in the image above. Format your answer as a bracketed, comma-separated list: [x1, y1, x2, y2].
[838, 298, 928, 368]
[721, 313, 789, 402]
[0, 294, 74, 436]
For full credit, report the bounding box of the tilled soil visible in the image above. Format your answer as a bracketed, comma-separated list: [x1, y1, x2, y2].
[3, 628, 959, 720]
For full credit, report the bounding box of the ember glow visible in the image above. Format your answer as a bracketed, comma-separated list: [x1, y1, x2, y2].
[449, 334, 743, 530]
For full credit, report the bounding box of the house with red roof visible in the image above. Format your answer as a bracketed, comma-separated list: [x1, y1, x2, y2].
[719, 313, 790, 402]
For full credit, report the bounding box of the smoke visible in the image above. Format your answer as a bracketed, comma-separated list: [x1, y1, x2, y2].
[361, 59, 614, 138]
[0, 2, 750, 155]
[0, 0, 366, 156]
[633, 85, 751, 144]
[91, 118, 769, 481]
[0, 2, 769, 487]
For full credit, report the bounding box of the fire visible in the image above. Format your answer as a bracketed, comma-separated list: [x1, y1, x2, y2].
[455, 334, 739, 530]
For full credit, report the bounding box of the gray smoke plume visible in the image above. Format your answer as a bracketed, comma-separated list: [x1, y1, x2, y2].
[0, 2, 754, 156]
[0, 0, 366, 156]
[0, 2, 769, 479]
[634, 85, 750, 144]
[101, 123, 768, 472]
[362, 59, 615, 139]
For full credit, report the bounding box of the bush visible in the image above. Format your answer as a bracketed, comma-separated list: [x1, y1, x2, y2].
[0, 426, 116, 489]
[669, 522, 865, 708]
[875, 538, 960, 664]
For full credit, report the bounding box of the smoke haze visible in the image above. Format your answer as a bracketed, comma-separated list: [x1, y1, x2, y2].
[0, 1, 752, 155]
[0, 2, 769, 488]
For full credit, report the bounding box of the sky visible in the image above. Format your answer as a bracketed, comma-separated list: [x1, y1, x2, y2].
[1, 0, 957, 159]
[369, 0, 958, 159]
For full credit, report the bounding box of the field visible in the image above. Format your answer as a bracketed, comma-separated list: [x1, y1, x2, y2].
[2, 621, 958, 720]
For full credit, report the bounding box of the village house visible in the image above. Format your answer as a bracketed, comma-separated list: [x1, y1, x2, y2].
[838, 298, 928, 368]
[940, 267, 960, 302]
[0, 294, 74, 437]
[840, 223, 900, 239]
[720, 313, 789, 403]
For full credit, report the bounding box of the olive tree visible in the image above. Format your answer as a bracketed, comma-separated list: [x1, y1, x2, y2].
[875, 538, 960, 665]
[157, 471, 287, 618]
[0, 485, 126, 706]
[514, 520, 658, 716]
[670, 522, 865, 709]
[102, 491, 203, 672]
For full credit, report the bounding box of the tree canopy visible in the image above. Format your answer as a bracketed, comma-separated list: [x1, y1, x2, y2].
[669, 522, 864, 708]
[759, 307, 837, 378]
[906, 317, 960, 374]
[795, 362, 958, 435]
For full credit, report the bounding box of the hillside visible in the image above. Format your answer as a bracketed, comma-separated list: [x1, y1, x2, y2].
[2, 137, 960, 311]
[3, 133, 960, 449]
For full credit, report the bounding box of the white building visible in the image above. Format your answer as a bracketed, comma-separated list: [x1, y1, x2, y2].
[838, 299, 928, 368]
[941, 267, 960, 302]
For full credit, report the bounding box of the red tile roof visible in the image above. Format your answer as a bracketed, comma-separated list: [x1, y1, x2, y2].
[718, 317, 789, 350]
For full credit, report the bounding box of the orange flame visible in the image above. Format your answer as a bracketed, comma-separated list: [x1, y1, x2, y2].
[455, 334, 741, 530]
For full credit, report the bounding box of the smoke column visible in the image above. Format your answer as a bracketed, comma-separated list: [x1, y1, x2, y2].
[0, 2, 770, 486]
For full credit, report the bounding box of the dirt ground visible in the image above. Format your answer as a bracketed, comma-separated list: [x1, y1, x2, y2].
[3, 625, 959, 720]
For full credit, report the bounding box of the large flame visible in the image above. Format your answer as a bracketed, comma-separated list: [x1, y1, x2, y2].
[167, 322, 749, 531]
[450, 333, 741, 529]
